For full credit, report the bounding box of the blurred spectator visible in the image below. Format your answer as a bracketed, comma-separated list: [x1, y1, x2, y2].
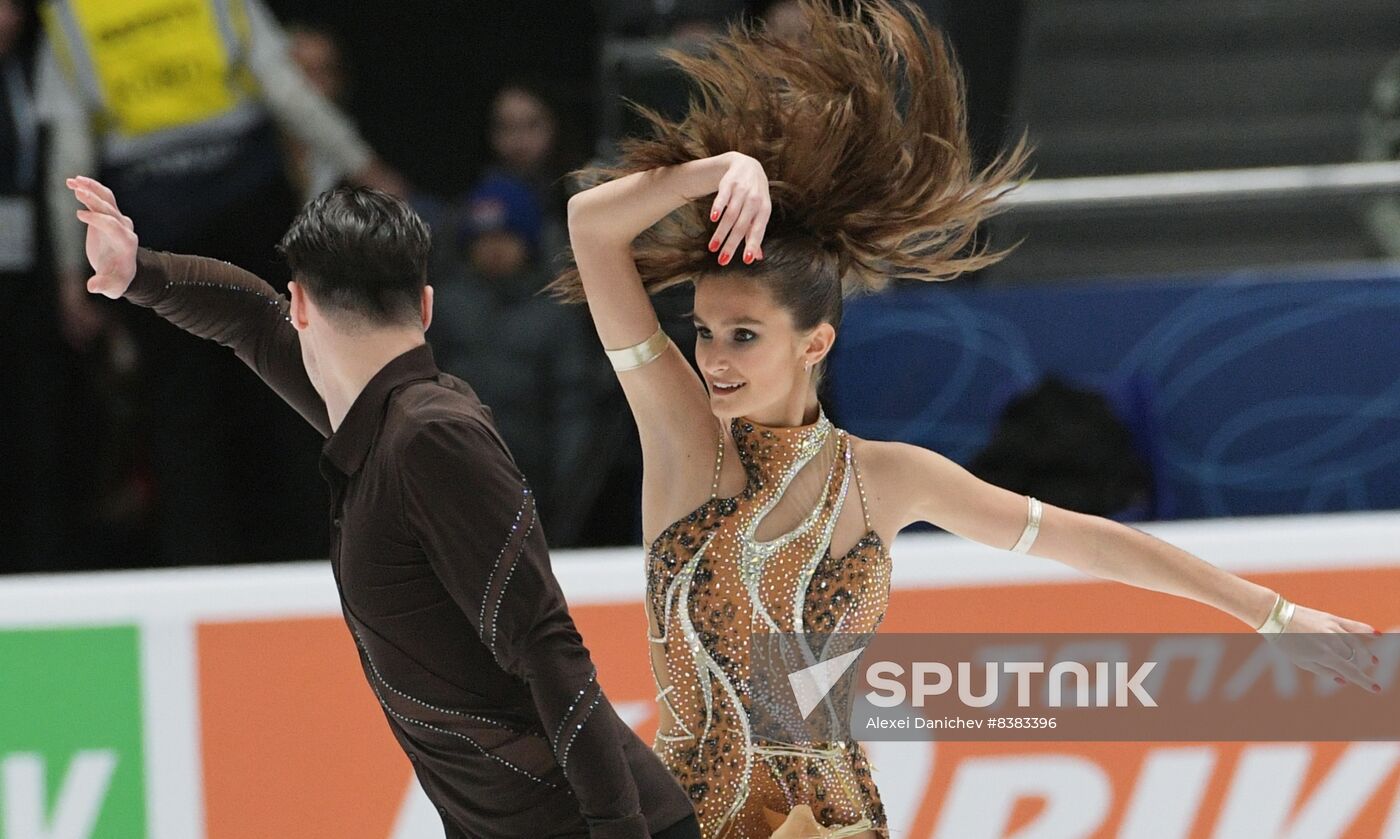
[757, 0, 807, 44]
[969, 376, 1153, 521]
[35, 0, 406, 567]
[601, 0, 740, 38]
[1361, 52, 1400, 258]
[428, 173, 611, 547]
[283, 21, 354, 201]
[0, 0, 70, 571]
[486, 81, 572, 265]
[669, 16, 721, 45]
[289, 21, 346, 98]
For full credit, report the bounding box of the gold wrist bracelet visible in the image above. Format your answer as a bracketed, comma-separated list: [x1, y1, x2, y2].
[1255, 593, 1296, 634]
[1009, 496, 1043, 553]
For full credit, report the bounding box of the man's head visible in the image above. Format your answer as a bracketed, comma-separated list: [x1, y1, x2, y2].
[279, 187, 431, 328]
[278, 189, 434, 395]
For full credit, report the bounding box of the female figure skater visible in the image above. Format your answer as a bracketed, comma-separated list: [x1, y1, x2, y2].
[556, 2, 1383, 836]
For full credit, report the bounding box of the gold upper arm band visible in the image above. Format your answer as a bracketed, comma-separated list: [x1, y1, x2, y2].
[604, 325, 670, 372]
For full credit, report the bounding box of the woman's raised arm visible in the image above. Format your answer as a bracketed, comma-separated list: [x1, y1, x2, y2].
[565, 152, 771, 528]
[566, 151, 768, 348]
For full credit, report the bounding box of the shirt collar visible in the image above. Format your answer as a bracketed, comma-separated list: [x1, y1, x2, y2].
[323, 342, 439, 477]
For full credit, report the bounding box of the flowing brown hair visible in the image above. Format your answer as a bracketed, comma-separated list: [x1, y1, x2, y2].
[550, 0, 1029, 322]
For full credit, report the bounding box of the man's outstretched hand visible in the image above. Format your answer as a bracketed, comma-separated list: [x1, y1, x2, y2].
[67, 175, 138, 299]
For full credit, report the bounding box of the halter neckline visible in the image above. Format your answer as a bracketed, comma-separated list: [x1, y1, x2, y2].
[735, 405, 827, 433]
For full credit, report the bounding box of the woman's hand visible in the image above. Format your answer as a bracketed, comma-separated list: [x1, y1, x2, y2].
[707, 152, 771, 267]
[1270, 604, 1383, 693]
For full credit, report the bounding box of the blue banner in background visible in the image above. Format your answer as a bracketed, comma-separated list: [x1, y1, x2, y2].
[826, 263, 1400, 521]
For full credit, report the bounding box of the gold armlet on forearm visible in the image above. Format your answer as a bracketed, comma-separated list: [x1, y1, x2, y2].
[1009, 495, 1043, 553]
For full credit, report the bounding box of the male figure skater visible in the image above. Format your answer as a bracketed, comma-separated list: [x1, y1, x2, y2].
[68, 176, 699, 839]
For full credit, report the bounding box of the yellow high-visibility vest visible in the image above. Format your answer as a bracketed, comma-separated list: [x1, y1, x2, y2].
[41, 0, 258, 138]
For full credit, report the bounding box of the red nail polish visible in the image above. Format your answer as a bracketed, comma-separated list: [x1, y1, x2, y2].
[719, 252, 732, 266]
[708, 240, 720, 253]
[711, 209, 720, 222]
[743, 251, 753, 264]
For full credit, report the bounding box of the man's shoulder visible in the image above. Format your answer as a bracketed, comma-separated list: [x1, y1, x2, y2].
[393, 371, 486, 419]
[381, 375, 508, 459]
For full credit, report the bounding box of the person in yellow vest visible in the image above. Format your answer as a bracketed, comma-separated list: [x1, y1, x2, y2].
[38, 0, 405, 346]
[36, 0, 406, 566]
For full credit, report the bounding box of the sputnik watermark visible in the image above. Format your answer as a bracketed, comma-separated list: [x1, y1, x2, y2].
[863, 660, 1158, 708]
[750, 632, 1397, 743]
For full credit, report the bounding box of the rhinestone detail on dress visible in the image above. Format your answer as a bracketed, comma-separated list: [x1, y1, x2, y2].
[646, 408, 891, 838]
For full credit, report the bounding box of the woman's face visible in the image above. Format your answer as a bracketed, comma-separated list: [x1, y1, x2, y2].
[490, 88, 555, 174]
[692, 274, 831, 421]
[764, 0, 808, 45]
[289, 29, 345, 103]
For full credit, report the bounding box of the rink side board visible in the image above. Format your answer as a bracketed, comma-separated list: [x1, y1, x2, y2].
[1, 511, 1398, 839]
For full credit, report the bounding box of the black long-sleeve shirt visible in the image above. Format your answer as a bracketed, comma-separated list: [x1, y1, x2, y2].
[125, 249, 694, 839]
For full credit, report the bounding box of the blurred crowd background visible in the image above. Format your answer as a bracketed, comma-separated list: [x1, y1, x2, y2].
[1, 0, 1398, 573]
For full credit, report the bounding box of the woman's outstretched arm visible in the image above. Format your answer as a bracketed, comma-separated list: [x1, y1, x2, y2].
[865, 439, 1383, 691]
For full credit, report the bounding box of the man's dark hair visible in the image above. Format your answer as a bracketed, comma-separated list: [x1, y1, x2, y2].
[277, 187, 431, 326]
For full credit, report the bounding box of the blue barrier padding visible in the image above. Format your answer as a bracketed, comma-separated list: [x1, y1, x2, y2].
[826, 262, 1400, 521]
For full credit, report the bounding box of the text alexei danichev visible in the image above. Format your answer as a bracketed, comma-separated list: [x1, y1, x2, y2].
[866, 716, 984, 729]
[864, 716, 1059, 729]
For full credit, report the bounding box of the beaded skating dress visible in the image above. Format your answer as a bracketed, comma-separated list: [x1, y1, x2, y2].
[646, 408, 891, 839]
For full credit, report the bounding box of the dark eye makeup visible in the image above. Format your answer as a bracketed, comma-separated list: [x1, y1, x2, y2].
[691, 319, 759, 343]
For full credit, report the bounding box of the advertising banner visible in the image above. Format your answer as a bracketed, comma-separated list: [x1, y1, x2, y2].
[2, 511, 1398, 838]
